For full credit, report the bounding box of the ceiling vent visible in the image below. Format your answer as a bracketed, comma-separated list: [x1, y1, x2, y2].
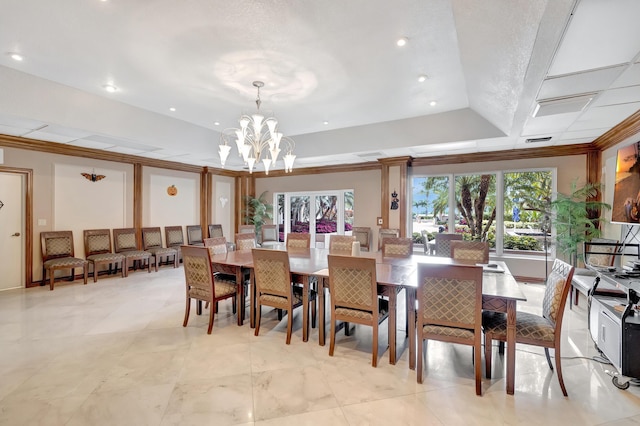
[525, 137, 552, 144]
[532, 93, 596, 117]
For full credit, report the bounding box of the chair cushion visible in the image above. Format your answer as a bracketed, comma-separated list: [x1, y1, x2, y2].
[147, 247, 177, 256]
[214, 281, 238, 298]
[43, 257, 86, 269]
[422, 324, 475, 340]
[87, 253, 125, 263]
[121, 250, 151, 259]
[482, 310, 555, 342]
[335, 307, 373, 321]
[214, 273, 237, 284]
[259, 293, 303, 308]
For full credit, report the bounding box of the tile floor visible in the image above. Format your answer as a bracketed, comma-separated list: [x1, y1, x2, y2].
[0, 266, 639, 425]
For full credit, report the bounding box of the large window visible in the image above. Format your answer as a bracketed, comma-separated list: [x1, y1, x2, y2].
[274, 190, 354, 247]
[412, 169, 554, 255]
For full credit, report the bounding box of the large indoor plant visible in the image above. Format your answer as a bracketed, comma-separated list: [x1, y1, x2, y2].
[243, 191, 273, 240]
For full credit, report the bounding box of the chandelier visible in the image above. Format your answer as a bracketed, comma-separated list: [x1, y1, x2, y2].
[218, 81, 296, 174]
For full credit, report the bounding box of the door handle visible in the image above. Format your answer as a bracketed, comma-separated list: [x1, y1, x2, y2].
[11, 232, 20, 237]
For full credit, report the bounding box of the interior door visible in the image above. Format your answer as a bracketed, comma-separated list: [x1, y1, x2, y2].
[0, 172, 25, 290]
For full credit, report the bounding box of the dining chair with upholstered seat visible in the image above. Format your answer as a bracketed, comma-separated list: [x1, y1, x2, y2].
[208, 224, 224, 238]
[381, 237, 413, 258]
[352, 227, 372, 252]
[483, 258, 575, 396]
[142, 227, 178, 271]
[40, 231, 88, 290]
[238, 225, 255, 234]
[570, 238, 618, 308]
[261, 224, 279, 248]
[252, 248, 315, 344]
[235, 232, 256, 251]
[186, 225, 205, 246]
[378, 228, 400, 250]
[329, 235, 356, 254]
[416, 262, 483, 395]
[181, 245, 240, 334]
[164, 226, 184, 263]
[112, 228, 152, 276]
[204, 236, 246, 317]
[450, 240, 489, 264]
[83, 229, 125, 282]
[286, 233, 311, 248]
[434, 233, 463, 257]
[327, 254, 384, 367]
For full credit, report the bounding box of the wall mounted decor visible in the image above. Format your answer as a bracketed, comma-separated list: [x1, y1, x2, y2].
[0, 199, 4, 210]
[167, 185, 178, 196]
[81, 170, 106, 182]
[219, 196, 228, 208]
[390, 190, 399, 210]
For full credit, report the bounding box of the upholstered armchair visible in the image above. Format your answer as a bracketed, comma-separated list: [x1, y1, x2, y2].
[112, 228, 152, 275]
[40, 231, 88, 290]
[83, 229, 125, 282]
[141, 227, 178, 271]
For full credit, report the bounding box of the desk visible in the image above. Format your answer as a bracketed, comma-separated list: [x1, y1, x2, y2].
[208, 250, 254, 326]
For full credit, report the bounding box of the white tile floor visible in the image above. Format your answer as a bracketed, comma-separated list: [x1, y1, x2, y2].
[1, 266, 639, 425]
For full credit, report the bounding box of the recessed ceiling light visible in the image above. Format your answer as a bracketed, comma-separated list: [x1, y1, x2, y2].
[169, 107, 176, 112]
[323, 121, 329, 125]
[213, 121, 220, 126]
[396, 37, 408, 47]
[429, 101, 437, 107]
[8, 52, 23, 61]
[103, 84, 118, 93]
[418, 75, 428, 83]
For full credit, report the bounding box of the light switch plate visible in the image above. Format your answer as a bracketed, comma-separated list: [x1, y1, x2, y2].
[38, 219, 46, 226]
[377, 217, 383, 225]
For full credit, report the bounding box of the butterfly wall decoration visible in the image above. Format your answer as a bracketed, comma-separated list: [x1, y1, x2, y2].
[81, 171, 106, 182]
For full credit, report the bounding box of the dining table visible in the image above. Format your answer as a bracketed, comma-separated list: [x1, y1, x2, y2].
[208, 245, 526, 395]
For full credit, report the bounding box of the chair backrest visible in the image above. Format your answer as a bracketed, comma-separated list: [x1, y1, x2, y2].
[141, 227, 164, 250]
[450, 240, 489, 264]
[204, 237, 228, 256]
[252, 248, 292, 298]
[238, 225, 255, 234]
[584, 238, 618, 267]
[329, 235, 356, 254]
[186, 225, 204, 245]
[84, 229, 112, 256]
[208, 224, 224, 238]
[286, 233, 311, 248]
[235, 233, 256, 251]
[378, 228, 400, 250]
[382, 237, 413, 258]
[262, 224, 278, 242]
[352, 227, 371, 251]
[328, 254, 378, 314]
[435, 233, 463, 257]
[417, 263, 483, 331]
[542, 259, 575, 330]
[181, 245, 214, 300]
[164, 226, 184, 247]
[113, 228, 140, 253]
[41, 231, 75, 261]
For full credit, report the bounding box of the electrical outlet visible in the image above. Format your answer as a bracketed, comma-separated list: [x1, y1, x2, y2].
[377, 217, 383, 225]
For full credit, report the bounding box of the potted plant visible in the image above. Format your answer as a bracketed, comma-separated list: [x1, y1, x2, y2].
[243, 191, 273, 242]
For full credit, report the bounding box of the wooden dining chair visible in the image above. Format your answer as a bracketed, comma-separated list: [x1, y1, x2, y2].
[261, 224, 279, 248]
[378, 228, 400, 251]
[434, 233, 463, 257]
[327, 254, 384, 367]
[141, 227, 178, 271]
[483, 259, 575, 396]
[181, 245, 240, 334]
[450, 240, 489, 264]
[186, 225, 204, 246]
[204, 236, 247, 316]
[208, 224, 224, 238]
[381, 237, 413, 258]
[416, 262, 483, 395]
[112, 228, 152, 276]
[235, 233, 256, 251]
[286, 233, 311, 248]
[252, 248, 315, 344]
[329, 235, 356, 254]
[83, 229, 125, 282]
[238, 225, 255, 234]
[352, 227, 372, 252]
[164, 226, 184, 263]
[41, 231, 88, 290]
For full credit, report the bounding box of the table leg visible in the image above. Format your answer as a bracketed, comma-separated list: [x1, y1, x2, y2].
[506, 299, 516, 395]
[318, 278, 326, 346]
[388, 289, 397, 365]
[302, 275, 310, 342]
[236, 267, 243, 326]
[407, 288, 416, 370]
[250, 269, 256, 329]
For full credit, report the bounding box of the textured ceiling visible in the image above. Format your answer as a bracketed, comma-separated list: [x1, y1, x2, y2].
[1, 0, 640, 172]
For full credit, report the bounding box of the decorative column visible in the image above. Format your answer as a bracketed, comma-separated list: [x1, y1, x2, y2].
[133, 163, 143, 244]
[235, 172, 255, 232]
[378, 156, 412, 237]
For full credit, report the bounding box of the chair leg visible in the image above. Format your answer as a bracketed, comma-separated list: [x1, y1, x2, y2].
[49, 269, 55, 291]
[484, 334, 493, 379]
[544, 347, 554, 371]
[498, 340, 505, 354]
[286, 308, 293, 344]
[474, 341, 482, 395]
[183, 298, 191, 327]
[93, 263, 98, 283]
[83, 264, 88, 284]
[196, 300, 202, 315]
[311, 298, 317, 329]
[417, 338, 424, 384]
[372, 322, 378, 368]
[207, 301, 215, 334]
[254, 303, 262, 337]
[277, 309, 283, 321]
[120, 260, 126, 278]
[345, 322, 351, 336]
[70, 268, 75, 281]
[554, 347, 568, 397]
[232, 296, 237, 314]
[329, 317, 336, 356]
